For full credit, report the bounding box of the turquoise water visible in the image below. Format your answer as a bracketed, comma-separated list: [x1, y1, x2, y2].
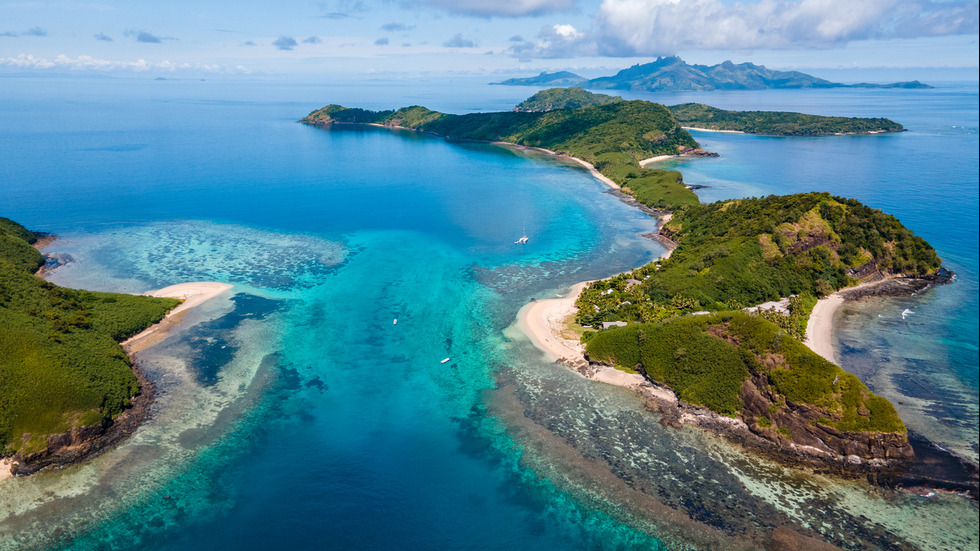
[0, 76, 977, 550]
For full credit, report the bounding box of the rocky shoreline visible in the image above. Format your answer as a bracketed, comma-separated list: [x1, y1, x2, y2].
[564, 265, 977, 500]
[569, 354, 978, 500]
[2, 241, 231, 478]
[8, 363, 155, 476]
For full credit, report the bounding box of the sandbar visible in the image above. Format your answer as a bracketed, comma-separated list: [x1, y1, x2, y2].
[490, 142, 621, 190]
[122, 282, 234, 353]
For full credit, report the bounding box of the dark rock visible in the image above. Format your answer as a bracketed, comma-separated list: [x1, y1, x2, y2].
[9, 363, 155, 476]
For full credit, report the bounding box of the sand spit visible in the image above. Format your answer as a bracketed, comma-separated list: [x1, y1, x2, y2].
[123, 282, 234, 354]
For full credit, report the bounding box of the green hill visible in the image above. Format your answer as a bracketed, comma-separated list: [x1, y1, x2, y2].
[513, 87, 624, 112]
[576, 192, 940, 331]
[577, 192, 943, 453]
[585, 311, 906, 433]
[0, 217, 179, 457]
[670, 103, 904, 136]
[302, 99, 703, 209]
[501, 89, 904, 136]
[575, 192, 942, 451]
[491, 70, 589, 87]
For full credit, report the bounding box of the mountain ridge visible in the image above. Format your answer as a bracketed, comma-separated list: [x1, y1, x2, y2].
[495, 56, 931, 91]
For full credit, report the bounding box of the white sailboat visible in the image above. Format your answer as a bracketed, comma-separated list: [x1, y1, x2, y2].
[514, 224, 529, 244]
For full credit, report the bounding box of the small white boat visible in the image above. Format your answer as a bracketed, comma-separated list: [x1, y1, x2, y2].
[901, 308, 914, 320]
[515, 223, 529, 244]
[440, 357, 450, 364]
[393, 318, 397, 325]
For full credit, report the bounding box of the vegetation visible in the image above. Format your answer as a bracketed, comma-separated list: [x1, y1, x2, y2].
[670, 103, 904, 136]
[585, 311, 906, 433]
[577, 193, 938, 434]
[302, 98, 702, 210]
[0, 218, 179, 455]
[576, 192, 940, 328]
[513, 87, 624, 112]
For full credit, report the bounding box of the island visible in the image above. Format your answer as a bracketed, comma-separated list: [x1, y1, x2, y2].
[572, 192, 955, 473]
[494, 56, 932, 92]
[300, 97, 973, 489]
[513, 88, 905, 136]
[0, 217, 228, 477]
[669, 103, 904, 136]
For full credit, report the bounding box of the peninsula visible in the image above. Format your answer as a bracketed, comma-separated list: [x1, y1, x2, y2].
[301, 98, 714, 209]
[300, 96, 956, 479]
[514, 88, 905, 136]
[573, 192, 953, 473]
[0, 217, 229, 477]
[494, 56, 931, 92]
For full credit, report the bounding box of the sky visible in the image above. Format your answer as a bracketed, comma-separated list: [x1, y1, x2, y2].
[0, 0, 977, 79]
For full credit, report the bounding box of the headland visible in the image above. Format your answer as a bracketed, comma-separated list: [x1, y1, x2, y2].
[0, 218, 233, 478]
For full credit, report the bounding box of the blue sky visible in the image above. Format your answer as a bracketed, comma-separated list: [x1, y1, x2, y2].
[1, 0, 977, 78]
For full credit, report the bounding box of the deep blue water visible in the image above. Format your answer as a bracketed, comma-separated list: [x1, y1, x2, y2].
[0, 76, 977, 550]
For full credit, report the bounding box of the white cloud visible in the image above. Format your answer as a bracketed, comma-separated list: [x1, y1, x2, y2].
[0, 53, 245, 74]
[419, 0, 577, 17]
[508, 23, 594, 58]
[590, 0, 980, 56]
[512, 0, 980, 58]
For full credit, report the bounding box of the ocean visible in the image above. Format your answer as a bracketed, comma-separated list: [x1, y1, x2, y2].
[0, 75, 976, 550]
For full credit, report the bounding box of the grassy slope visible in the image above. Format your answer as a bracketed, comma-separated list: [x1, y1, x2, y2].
[670, 103, 904, 136]
[577, 193, 938, 433]
[0, 218, 179, 455]
[577, 192, 939, 329]
[513, 87, 624, 112]
[302, 99, 701, 210]
[585, 311, 905, 433]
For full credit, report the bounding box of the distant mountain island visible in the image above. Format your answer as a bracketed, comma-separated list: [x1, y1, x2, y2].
[494, 56, 931, 92]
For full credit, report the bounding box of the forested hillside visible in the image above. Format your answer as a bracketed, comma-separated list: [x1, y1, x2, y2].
[0, 218, 178, 456]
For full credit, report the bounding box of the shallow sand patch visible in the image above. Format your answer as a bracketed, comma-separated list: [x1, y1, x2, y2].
[123, 282, 234, 353]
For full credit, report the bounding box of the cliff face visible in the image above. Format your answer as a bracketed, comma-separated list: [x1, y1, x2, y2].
[648, 374, 913, 476]
[739, 374, 914, 466]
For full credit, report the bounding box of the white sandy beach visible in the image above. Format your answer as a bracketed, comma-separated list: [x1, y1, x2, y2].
[681, 127, 745, 134]
[804, 293, 845, 365]
[566, 157, 621, 189]
[639, 155, 675, 167]
[491, 141, 622, 190]
[516, 282, 591, 365]
[122, 282, 234, 353]
[515, 282, 678, 402]
[803, 278, 896, 365]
